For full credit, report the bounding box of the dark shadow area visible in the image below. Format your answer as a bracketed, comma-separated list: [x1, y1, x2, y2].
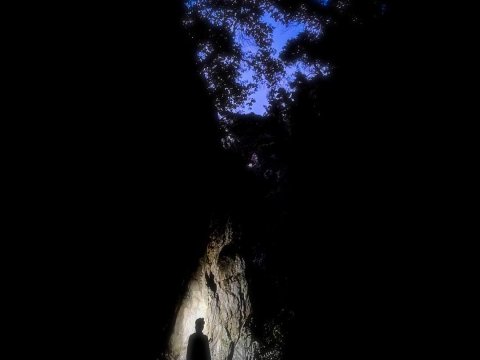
[35, 1, 452, 359]
[43, 3, 264, 359]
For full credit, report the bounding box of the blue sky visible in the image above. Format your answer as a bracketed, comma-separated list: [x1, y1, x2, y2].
[238, 14, 306, 115]
[235, 2, 331, 115]
[188, 0, 331, 116]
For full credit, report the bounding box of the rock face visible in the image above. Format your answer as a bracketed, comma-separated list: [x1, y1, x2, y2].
[167, 224, 257, 360]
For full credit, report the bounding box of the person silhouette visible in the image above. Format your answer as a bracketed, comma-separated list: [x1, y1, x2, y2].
[186, 318, 211, 360]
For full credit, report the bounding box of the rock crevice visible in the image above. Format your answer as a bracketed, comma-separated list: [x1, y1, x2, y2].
[167, 224, 257, 360]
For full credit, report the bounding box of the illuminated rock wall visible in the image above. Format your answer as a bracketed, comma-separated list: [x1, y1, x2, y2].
[167, 225, 257, 360]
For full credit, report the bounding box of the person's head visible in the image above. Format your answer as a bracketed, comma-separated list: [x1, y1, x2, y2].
[195, 318, 205, 333]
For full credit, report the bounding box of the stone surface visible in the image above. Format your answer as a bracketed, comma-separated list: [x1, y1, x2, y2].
[167, 224, 258, 360]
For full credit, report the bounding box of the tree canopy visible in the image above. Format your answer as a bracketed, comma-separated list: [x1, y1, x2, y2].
[185, 0, 389, 117]
[184, 0, 392, 187]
